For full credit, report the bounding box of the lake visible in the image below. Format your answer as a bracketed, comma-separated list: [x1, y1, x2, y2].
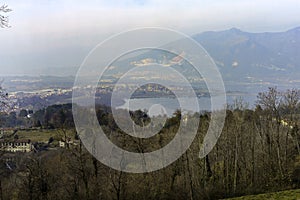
[117, 94, 257, 116]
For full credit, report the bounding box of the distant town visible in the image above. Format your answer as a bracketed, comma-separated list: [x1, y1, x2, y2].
[1, 75, 214, 113]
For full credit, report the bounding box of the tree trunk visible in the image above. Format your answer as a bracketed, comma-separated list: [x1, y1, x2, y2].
[0, 180, 3, 200]
[251, 128, 255, 189]
[276, 122, 284, 178]
[233, 133, 238, 194]
[186, 152, 194, 200]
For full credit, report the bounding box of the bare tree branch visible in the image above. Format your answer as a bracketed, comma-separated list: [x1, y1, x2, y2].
[0, 4, 12, 28]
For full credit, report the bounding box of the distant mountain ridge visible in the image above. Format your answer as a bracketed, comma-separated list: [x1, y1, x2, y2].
[99, 26, 300, 95]
[193, 27, 300, 80]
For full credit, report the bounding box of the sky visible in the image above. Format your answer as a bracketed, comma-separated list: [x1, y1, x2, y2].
[0, 0, 300, 76]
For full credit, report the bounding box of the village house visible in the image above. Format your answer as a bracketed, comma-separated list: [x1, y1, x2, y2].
[59, 137, 79, 148]
[0, 139, 32, 152]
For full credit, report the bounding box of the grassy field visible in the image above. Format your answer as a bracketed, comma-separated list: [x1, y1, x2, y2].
[16, 129, 75, 143]
[225, 189, 300, 200]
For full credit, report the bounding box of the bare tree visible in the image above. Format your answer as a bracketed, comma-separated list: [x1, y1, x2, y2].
[0, 84, 9, 112]
[282, 89, 300, 122]
[0, 4, 11, 28]
[282, 89, 300, 168]
[0, 84, 9, 200]
[257, 87, 284, 178]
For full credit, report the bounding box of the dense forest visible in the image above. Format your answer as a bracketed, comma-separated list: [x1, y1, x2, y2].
[1, 87, 300, 199]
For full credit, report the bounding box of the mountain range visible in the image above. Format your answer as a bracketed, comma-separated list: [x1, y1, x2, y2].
[99, 26, 300, 96]
[193, 27, 300, 81]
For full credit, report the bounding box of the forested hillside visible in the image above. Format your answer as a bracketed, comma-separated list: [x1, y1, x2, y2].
[1, 87, 300, 199]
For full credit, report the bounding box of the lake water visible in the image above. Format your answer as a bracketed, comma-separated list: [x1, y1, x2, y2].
[117, 94, 257, 116]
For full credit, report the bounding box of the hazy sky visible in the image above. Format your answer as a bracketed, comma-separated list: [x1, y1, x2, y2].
[1, 0, 300, 76]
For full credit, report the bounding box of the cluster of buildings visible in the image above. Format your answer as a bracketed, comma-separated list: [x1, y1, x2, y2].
[9, 88, 72, 100]
[5, 88, 72, 113]
[0, 139, 32, 152]
[0, 137, 79, 153]
[0, 128, 79, 153]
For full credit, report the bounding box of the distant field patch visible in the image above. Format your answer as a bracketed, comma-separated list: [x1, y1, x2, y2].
[225, 189, 300, 200]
